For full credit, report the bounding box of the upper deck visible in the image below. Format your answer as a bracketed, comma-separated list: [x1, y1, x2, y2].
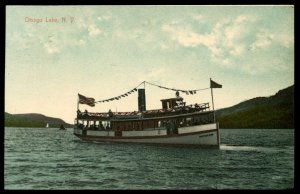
[77, 102, 211, 122]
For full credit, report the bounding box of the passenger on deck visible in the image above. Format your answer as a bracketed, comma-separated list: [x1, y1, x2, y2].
[108, 109, 113, 117]
[100, 123, 105, 130]
[79, 123, 84, 129]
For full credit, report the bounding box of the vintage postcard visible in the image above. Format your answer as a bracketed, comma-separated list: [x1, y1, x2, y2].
[5, 5, 294, 190]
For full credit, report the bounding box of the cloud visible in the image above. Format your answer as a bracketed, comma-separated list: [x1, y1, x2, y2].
[162, 24, 212, 47]
[88, 25, 101, 36]
[161, 14, 293, 74]
[250, 30, 274, 50]
[162, 15, 258, 67]
[224, 15, 257, 51]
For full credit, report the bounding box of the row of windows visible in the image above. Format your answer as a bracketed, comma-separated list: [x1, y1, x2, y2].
[76, 113, 214, 131]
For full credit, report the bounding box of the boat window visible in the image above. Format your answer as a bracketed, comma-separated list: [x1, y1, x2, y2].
[167, 101, 170, 109]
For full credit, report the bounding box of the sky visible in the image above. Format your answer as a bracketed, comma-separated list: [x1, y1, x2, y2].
[5, 5, 294, 124]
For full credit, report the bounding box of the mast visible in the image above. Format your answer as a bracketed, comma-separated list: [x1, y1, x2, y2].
[77, 94, 79, 111]
[210, 78, 216, 123]
[77, 93, 79, 127]
[144, 81, 146, 110]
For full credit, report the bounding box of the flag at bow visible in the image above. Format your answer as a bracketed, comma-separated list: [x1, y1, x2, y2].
[210, 79, 222, 88]
[78, 93, 95, 107]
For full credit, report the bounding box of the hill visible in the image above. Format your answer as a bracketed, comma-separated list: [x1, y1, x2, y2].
[5, 112, 73, 128]
[5, 85, 294, 129]
[216, 85, 294, 129]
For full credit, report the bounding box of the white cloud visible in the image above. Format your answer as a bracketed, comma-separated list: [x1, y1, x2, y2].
[225, 24, 245, 45]
[223, 15, 257, 55]
[162, 24, 212, 48]
[88, 25, 101, 36]
[162, 15, 259, 69]
[250, 30, 274, 50]
[161, 14, 292, 74]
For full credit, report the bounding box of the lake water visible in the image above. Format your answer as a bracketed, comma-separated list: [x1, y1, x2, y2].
[4, 128, 294, 190]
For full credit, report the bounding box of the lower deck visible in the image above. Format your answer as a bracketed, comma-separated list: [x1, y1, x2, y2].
[74, 123, 220, 147]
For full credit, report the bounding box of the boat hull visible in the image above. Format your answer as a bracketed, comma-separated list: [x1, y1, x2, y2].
[74, 123, 220, 148]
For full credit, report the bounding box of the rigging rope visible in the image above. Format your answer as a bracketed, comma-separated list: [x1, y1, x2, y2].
[95, 81, 210, 103]
[145, 81, 210, 93]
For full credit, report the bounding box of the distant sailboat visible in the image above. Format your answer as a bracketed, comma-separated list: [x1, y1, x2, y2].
[46, 123, 49, 128]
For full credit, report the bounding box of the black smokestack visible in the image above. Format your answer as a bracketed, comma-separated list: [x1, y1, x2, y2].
[138, 89, 146, 112]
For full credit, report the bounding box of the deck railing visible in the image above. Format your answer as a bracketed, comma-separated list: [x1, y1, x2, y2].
[77, 102, 211, 120]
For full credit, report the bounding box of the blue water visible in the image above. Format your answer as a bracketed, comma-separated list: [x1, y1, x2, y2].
[5, 128, 294, 189]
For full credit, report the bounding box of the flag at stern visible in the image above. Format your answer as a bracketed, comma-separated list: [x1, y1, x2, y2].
[210, 79, 222, 88]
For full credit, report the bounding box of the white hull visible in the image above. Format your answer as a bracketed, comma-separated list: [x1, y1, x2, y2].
[74, 123, 220, 147]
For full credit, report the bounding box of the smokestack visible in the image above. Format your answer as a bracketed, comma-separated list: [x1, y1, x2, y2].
[138, 89, 146, 112]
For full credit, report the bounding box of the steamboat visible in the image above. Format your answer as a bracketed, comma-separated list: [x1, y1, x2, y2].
[73, 79, 222, 148]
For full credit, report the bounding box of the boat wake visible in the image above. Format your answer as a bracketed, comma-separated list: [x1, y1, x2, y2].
[220, 144, 278, 153]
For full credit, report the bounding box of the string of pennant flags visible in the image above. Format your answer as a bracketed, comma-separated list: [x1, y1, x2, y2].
[97, 88, 138, 103]
[144, 81, 210, 95]
[95, 82, 144, 103]
[78, 80, 222, 107]
[96, 81, 210, 103]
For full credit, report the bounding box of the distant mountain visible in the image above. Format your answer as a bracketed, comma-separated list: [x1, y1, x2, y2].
[216, 85, 294, 129]
[5, 112, 73, 128]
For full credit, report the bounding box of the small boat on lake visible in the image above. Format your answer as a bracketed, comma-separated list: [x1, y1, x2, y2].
[59, 124, 66, 130]
[73, 79, 222, 148]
